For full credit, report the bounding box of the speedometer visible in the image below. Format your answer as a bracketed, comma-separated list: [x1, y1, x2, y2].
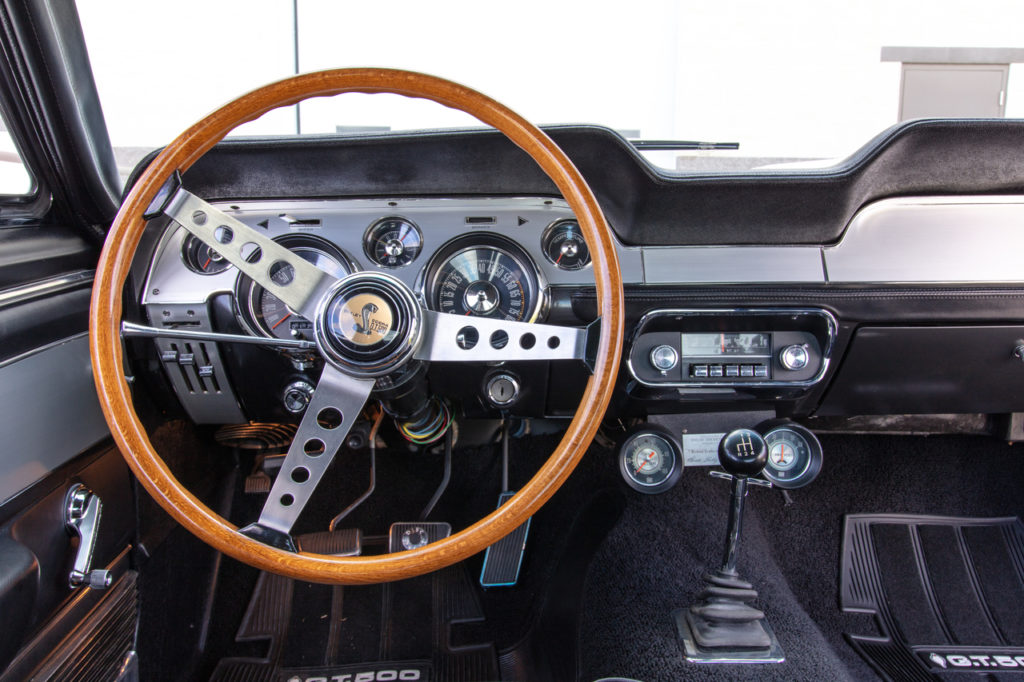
[425, 237, 543, 322]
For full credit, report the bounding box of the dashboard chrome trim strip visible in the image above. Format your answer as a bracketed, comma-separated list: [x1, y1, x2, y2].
[823, 196, 1024, 283]
[642, 246, 825, 284]
[0, 269, 95, 310]
[625, 308, 838, 390]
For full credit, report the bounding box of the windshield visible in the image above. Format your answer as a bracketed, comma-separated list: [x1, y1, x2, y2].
[78, 0, 1024, 181]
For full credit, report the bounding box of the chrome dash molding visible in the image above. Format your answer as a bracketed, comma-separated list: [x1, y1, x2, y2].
[0, 268, 94, 309]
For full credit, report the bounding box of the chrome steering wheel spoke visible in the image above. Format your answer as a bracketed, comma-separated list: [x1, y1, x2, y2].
[155, 181, 335, 320]
[240, 365, 374, 551]
[415, 309, 591, 364]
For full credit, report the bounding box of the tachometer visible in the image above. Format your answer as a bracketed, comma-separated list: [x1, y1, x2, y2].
[236, 235, 356, 341]
[426, 236, 542, 322]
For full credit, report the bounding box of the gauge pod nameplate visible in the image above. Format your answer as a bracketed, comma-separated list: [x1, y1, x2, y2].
[618, 424, 684, 494]
[756, 419, 823, 489]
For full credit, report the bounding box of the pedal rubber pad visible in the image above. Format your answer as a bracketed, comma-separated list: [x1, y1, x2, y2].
[480, 491, 531, 588]
[388, 522, 452, 553]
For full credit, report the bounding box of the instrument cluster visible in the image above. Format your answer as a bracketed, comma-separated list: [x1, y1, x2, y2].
[144, 197, 600, 349]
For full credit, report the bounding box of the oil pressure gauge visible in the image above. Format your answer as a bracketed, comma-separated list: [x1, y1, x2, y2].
[542, 220, 591, 271]
[618, 426, 683, 494]
[757, 420, 823, 489]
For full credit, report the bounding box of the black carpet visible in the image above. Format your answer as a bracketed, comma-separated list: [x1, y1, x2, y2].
[578, 433, 1024, 682]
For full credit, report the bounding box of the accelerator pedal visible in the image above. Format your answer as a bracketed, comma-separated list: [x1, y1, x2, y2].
[388, 521, 452, 553]
[480, 491, 531, 588]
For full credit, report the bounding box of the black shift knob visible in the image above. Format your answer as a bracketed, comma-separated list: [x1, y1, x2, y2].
[718, 429, 768, 477]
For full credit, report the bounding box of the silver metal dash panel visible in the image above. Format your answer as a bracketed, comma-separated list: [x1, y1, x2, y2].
[824, 197, 1024, 283]
[643, 246, 825, 284]
[0, 334, 110, 505]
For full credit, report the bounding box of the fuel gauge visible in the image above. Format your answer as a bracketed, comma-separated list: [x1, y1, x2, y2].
[182, 234, 231, 275]
[542, 220, 591, 271]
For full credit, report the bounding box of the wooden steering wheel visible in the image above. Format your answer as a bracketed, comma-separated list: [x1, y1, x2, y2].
[90, 69, 623, 584]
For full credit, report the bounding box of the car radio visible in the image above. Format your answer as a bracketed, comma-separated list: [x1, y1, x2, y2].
[627, 308, 836, 388]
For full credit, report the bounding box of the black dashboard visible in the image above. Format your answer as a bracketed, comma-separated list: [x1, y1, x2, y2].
[128, 121, 1024, 427]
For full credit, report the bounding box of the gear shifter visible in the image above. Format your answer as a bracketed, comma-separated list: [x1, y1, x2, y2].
[674, 428, 785, 663]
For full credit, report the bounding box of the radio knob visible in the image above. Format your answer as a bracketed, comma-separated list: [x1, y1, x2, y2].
[779, 344, 810, 371]
[649, 344, 679, 372]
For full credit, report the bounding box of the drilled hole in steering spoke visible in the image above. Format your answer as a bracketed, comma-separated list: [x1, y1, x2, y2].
[456, 326, 479, 350]
[191, 210, 207, 226]
[280, 494, 294, 507]
[214, 226, 233, 244]
[317, 408, 343, 430]
[490, 330, 509, 350]
[303, 439, 325, 457]
[291, 466, 310, 483]
[520, 333, 536, 350]
[269, 260, 295, 286]
[547, 336, 561, 349]
[240, 242, 261, 263]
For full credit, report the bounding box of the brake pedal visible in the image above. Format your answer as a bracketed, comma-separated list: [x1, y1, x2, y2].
[388, 522, 451, 553]
[480, 491, 531, 588]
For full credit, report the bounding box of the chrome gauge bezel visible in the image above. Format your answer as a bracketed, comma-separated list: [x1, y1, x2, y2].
[541, 218, 592, 271]
[419, 233, 547, 323]
[756, 420, 823, 490]
[363, 216, 424, 269]
[234, 233, 359, 344]
[618, 425, 684, 494]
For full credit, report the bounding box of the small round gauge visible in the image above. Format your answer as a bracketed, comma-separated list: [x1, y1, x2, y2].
[426, 237, 542, 322]
[182, 234, 231, 275]
[236, 235, 356, 341]
[758, 421, 823, 489]
[618, 427, 683, 494]
[364, 217, 423, 268]
[542, 220, 590, 271]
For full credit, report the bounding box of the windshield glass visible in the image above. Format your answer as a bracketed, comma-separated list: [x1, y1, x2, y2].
[78, 0, 1024, 181]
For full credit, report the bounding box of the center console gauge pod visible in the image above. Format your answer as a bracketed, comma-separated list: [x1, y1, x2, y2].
[618, 425, 683, 494]
[755, 419, 823, 489]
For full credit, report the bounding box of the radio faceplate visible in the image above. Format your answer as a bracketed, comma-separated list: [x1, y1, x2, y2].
[627, 308, 837, 389]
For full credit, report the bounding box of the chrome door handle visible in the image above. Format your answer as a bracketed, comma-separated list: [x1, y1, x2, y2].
[64, 483, 111, 589]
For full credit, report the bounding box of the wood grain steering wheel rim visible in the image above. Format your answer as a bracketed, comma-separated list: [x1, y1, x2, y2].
[90, 68, 624, 584]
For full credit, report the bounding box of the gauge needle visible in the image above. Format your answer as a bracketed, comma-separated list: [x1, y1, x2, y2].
[271, 313, 292, 330]
[635, 453, 655, 474]
[555, 251, 564, 265]
[202, 256, 212, 270]
[778, 444, 786, 464]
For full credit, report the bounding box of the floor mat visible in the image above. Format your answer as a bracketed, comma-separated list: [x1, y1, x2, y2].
[209, 531, 498, 682]
[841, 514, 1024, 680]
